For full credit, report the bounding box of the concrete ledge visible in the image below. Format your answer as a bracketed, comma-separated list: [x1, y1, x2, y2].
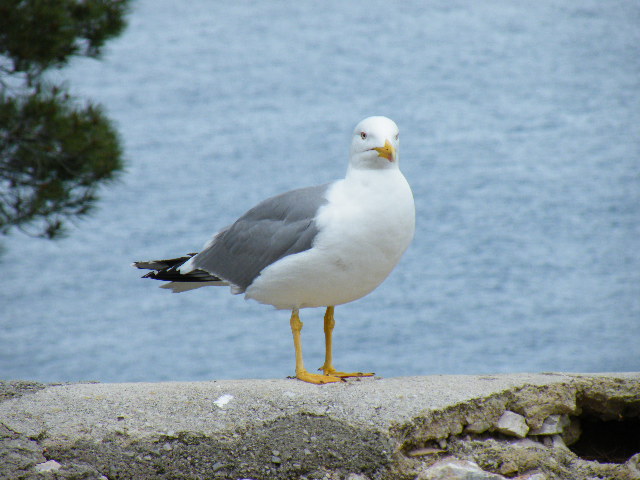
[1, 373, 639, 479]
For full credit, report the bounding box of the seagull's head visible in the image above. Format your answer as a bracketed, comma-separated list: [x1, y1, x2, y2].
[349, 116, 400, 170]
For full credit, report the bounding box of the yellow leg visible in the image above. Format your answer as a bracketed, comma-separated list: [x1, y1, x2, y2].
[318, 306, 374, 378]
[290, 309, 342, 384]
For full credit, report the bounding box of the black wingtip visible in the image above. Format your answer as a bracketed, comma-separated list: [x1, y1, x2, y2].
[135, 253, 221, 283]
[132, 254, 198, 271]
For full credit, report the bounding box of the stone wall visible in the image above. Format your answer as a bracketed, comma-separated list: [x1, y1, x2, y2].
[1, 373, 639, 479]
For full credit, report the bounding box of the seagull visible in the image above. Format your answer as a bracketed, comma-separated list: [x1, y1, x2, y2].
[133, 116, 415, 384]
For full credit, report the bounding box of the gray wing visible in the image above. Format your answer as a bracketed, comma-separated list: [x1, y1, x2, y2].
[189, 183, 330, 292]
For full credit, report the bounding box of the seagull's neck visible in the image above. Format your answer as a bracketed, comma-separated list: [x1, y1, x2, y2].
[344, 164, 402, 184]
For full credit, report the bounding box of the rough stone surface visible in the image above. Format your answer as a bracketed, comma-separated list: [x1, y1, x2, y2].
[0, 380, 49, 402]
[0, 373, 638, 480]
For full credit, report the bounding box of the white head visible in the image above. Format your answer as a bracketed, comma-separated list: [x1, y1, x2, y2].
[349, 116, 400, 170]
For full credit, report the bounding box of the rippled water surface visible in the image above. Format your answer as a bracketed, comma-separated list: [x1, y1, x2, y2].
[1, 1, 639, 382]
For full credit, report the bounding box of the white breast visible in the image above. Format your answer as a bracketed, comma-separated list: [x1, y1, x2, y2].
[246, 168, 415, 310]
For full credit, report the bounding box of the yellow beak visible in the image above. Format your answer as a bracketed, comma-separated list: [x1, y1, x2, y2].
[373, 139, 396, 162]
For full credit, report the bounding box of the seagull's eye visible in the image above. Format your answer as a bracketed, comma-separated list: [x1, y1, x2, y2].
[360, 132, 367, 140]
[395, 133, 399, 141]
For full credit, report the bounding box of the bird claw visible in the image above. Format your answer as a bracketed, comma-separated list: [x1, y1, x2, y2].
[318, 366, 375, 378]
[292, 370, 345, 385]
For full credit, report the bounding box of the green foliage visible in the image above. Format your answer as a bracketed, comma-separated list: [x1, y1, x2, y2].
[0, 0, 130, 239]
[0, 86, 123, 238]
[0, 0, 130, 76]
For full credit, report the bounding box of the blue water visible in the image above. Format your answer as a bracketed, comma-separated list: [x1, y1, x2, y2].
[1, 1, 639, 382]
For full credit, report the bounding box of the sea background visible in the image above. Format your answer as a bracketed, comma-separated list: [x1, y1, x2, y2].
[1, 0, 639, 382]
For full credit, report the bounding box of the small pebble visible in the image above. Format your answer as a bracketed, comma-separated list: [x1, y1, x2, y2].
[496, 410, 529, 438]
[406, 447, 445, 457]
[465, 420, 491, 434]
[34, 460, 61, 472]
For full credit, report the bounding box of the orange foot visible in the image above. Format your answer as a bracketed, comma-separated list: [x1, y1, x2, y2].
[295, 369, 345, 385]
[319, 365, 375, 378]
